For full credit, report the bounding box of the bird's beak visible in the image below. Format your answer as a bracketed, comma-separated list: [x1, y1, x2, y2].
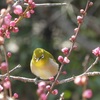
[36, 57, 41, 62]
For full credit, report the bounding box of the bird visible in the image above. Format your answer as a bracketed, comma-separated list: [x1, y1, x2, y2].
[30, 48, 59, 79]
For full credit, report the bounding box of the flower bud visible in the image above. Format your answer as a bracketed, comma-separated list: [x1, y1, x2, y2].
[82, 89, 93, 99]
[58, 56, 64, 63]
[77, 16, 83, 23]
[0, 62, 8, 71]
[63, 57, 70, 64]
[61, 47, 69, 55]
[46, 85, 51, 91]
[13, 93, 19, 99]
[3, 81, 11, 89]
[52, 89, 58, 95]
[13, 5, 23, 15]
[80, 9, 85, 15]
[69, 35, 76, 42]
[38, 81, 46, 88]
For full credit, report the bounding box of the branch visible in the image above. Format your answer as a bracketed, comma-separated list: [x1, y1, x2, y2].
[84, 57, 99, 73]
[59, 71, 100, 84]
[0, 71, 99, 84]
[24, 3, 67, 7]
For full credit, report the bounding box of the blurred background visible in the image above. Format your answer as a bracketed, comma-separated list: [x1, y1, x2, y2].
[0, 0, 100, 100]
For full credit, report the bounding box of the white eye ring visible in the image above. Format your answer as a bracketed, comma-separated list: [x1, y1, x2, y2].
[41, 54, 44, 58]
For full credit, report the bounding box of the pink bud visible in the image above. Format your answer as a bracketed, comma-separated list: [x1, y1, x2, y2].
[40, 93, 47, 100]
[69, 35, 76, 42]
[0, 85, 3, 92]
[2, 24, 7, 29]
[63, 57, 70, 64]
[61, 47, 69, 55]
[28, 0, 33, 4]
[4, 16, 11, 25]
[52, 89, 58, 95]
[38, 81, 46, 88]
[82, 89, 93, 99]
[49, 77, 54, 81]
[0, 62, 8, 71]
[12, 27, 19, 33]
[6, 13, 12, 19]
[77, 16, 83, 23]
[74, 76, 82, 86]
[89, 2, 93, 7]
[26, 11, 31, 18]
[74, 28, 79, 33]
[81, 76, 88, 85]
[13, 93, 19, 99]
[4, 77, 9, 82]
[58, 56, 64, 63]
[10, 21, 16, 27]
[29, 10, 35, 14]
[30, 2, 36, 9]
[5, 30, 10, 38]
[3, 81, 11, 89]
[46, 85, 51, 91]
[13, 5, 23, 15]
[92, 47, 100, 57]
[80, 9, 85, 15]
[7, 52, 12, 58]
[62, 71, 67, 75]
[37, 88, 44, 95]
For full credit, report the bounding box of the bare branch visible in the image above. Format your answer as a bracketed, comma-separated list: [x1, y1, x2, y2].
[24, 2, 67, 7]
[59, 71, 100, 84]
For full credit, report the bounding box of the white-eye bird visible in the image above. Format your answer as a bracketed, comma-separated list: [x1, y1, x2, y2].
[30, 48, 59, 79]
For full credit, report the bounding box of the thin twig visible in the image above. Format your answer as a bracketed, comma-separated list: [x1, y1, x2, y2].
[0, 71, 100, 84]
[46, 0, 91, 98]
[0, 64, 22, 78]
[3, 45, 12, 97]
[10, 76, 38, 83]
[24, 3, 67, 7]
[59, 93, 64, 100]
[59, 71, 100, 84]
[84, 57, 99, 73]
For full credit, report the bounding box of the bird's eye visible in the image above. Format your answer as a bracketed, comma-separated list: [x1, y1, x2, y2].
[41, 54, 44, 58]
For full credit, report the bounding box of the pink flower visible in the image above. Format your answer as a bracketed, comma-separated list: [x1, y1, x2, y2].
[46, 85, 51, 91]
[10, 21, 16, 27]
[40, 93, 47, 100]
[63, 57, 70, 64]
[3, 81, 11, 89]
[74, 76, 87, 86]
[52, 89, 58, 95]
[37, 88, 44, 95]
[92, 47, 100, 57]
[58, 56, 64, 63]
[13, 5, 23, 15]
[13, 93, 19, 99]
[4, 16, 11, 25]
[62, 71, 67, 75]
[38, 81, 46, 88]
[82, 89, 93, 99]
[7, 52, 12, 58]
[49, 77, 54, 81]
[25, 11, 31, 18]
[12, 27, 19, 33]
[61, 47, 69, 55]
[77, 15, 83, 23]
[0, 62, 8, 71]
